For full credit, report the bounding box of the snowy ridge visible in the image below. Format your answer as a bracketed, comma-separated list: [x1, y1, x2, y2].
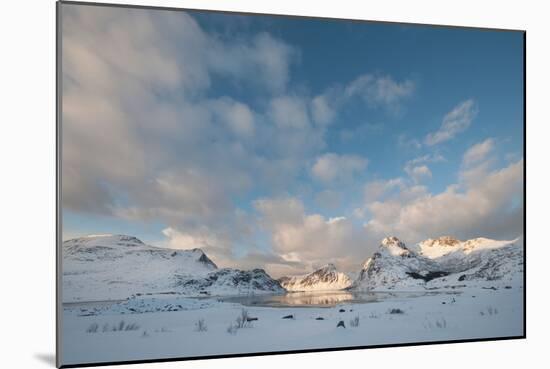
[63, 234, 523, 301]
[353, 236, 523, 291]
[62, 235, 283, 302]
[279, 263, 352, 291]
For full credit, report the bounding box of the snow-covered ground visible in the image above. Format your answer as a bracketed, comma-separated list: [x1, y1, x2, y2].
[61, 286, 524, 366]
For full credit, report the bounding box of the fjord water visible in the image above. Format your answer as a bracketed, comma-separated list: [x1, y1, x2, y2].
[219, 290, 459, 308]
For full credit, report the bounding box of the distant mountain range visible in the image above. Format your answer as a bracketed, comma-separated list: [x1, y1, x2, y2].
[62, 233, 523, 302]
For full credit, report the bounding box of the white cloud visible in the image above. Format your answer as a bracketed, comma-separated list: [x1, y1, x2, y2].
[269, 96, 310, 130]
[160, 222, 247, 267]
[463, 138, 495, 166]
[363, 178, 404, 204]
[403, 154, 443, 183]
[355, 177, 425, 219]
[315, 190, 343, 210]
[61, 6, 303, 218]
[425, 99, 478, 146]
[113, 169, 238, 225]
[240, 32, 297, 93]
[460, 138, 498, 186]
[364, 159, 523, 243]
[405, 164, 432, 183]
[163, 224, 307, 277]
[407, 153, 446, 166]
[311, 153, 368, 183]
[254, 197, 306, 226]
[254, 197, 367, 273]
[162, 226, 220, 250]
[310, 94, 336, 126]
[345, 74, 415, 111]
[358, 145, 522, 254]
[209, 98, 255, 138]
[62, 6, 328, 274]
[308, 73, 414, 130]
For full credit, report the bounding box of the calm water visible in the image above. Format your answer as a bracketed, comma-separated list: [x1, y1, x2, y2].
[62, 291, 461, 311]
[220, 290, 459, 308]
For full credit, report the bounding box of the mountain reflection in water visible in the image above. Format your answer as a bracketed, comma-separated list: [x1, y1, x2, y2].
[221, 291, 376, 308]
[220, 290, 457, 308]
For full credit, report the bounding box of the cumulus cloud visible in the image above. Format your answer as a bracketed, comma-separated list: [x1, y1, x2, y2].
[355, 177, 426, 219]
[163, 223, 305, 277]
[160, 217, 255, 268]
[315, 190, 343, 210]
[113, 169, 240, 225]
[307, 73, 414, 130]
[424, 99, 478, 146]
[269, 96, 310, 130]
[254, 197, 368, 274]
[209, 98, 255, 138]
[310, 94, 336, 126]
[311, 153, 368, 183]
[364, 159, 523, 243]
[61, 5, 322, 270]
[459, 138, 499, 187]
[61, 5, 302, 220]
[208, 32, 297, 94]
[363, 178, 404, 204]
[358, 141, 522, 250]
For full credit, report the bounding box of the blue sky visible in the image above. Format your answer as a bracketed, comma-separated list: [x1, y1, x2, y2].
[61, 4, 524, 276]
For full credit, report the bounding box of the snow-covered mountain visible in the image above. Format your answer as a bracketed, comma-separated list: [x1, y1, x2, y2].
[62, 234, 523, 301]
[279, 263, 352, 291]
[62, 234, 284, 302]
[352, 236, 523, 291]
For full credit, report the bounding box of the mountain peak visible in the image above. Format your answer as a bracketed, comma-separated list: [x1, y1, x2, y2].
[380, 236, 410, 257]
[319, 263, 337, 272]
[279, 263, 352, 292]
[196, 251, 218, 269]
[65, 234, 145, 246]
[381, 236, 406, 248]
[354, 234, 523, 291]
[422, 236, 461, 248]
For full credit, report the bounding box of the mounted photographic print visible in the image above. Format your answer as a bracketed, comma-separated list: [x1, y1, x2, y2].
[57, 1, 525, 367]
